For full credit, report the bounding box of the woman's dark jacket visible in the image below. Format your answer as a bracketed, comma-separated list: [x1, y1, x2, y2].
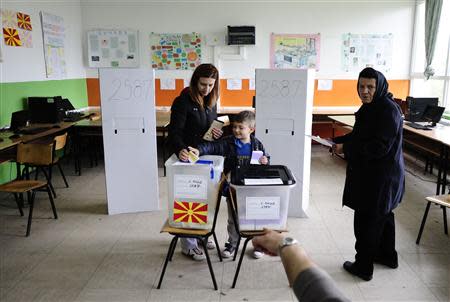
[333, 72, 405, 215]
[197, 135, 267, 184]
[167, 88, 217, 155]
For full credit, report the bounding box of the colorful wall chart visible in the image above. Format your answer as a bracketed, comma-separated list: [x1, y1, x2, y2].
[270, 33, 320, 70]
[41, 11, 66, 79]
[341, 33, 393, 72]
[150, 33, 201, 70]
[87, 29, 139, 68]
[1, 9, 33, 47]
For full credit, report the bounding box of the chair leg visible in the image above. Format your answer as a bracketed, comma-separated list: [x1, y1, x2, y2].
[442, 206, 448, 235]
[41, 167, 57, 198]
[157, 236, 178, 289]
[46, 185, 58, 219]
[232, 237, 252, 288]
[416, 201, 432, 244]
[168, 237, 179, 261]
[26, 191, 36, 237]
[199, 238, 218, 290]
[57, 162, 69, 188]
[212, 233, 222, 262]
[13, 193, 24, 216]
[233, 236, 242, 262]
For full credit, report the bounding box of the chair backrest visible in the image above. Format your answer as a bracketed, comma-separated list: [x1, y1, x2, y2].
[54, 132, 68, 152]
[17, 142, 54, 166]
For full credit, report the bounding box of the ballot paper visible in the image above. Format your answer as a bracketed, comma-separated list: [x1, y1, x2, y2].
[306, 135, 335, 147]
[250, 150, 263, 164]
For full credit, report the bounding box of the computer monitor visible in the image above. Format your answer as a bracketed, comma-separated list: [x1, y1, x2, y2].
[28, 96, 60, 123]
[10, 110, 29, 131]
[406, 97, 439, 122]
[421, 105, 445, 126]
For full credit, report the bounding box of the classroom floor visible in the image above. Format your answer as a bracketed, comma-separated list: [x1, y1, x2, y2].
[0, 146, 448, 302]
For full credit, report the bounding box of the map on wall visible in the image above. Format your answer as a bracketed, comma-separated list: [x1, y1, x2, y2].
[150, 33, 201, 70]
[270, 33, 320, 70]
[87, 29, 139, 68]
[1, 9, 33, 48]
[41, 11, 66, 79]
[341, 33, 393, 72]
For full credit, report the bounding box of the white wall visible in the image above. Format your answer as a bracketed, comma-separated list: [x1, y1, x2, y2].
[80, 1, 415, 80]
[1, 0, 86, 83]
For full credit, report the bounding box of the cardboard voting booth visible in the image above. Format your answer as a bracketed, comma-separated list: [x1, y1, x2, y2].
[231, 165, 296, 231]
[165, 154, 224, 229]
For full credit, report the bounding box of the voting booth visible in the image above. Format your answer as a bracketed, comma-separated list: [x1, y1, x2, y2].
[231, 165, 296, 231]
[255, 69, 314, 217]
[165, 154, 224, 229]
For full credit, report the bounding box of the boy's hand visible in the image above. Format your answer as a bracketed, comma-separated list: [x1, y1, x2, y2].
[187, 146, 199, 157]
[259, 156, 268, 165]
[211, 127, 223, 139]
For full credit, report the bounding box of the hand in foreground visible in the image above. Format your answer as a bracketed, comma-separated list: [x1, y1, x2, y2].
[178, 149, 190, 161]
[252, 229, 285, 256]
[259, 155, 269, 165]
[211, 127, 223, 139]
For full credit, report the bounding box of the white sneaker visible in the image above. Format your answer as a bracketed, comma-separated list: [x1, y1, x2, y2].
[206, 238, 216, 250]
[221, 243, 236, 258]
[182, 247, 206, 261]
[252, 248, 264, 259]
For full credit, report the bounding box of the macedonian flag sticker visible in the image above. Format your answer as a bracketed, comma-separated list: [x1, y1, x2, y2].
[173, 201, 208, 224]
[3, 27, 22, 46]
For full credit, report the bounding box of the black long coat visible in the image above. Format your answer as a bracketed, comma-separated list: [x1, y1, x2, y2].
[167, 88, 217, 156]
[334, 73, 405, 215]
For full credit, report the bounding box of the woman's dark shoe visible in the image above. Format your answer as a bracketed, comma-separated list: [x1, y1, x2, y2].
[374, 257, 398, 269]
[343, 261, 373, 281]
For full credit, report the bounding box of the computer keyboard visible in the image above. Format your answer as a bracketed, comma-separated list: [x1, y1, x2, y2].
[405, 122, 430, 130]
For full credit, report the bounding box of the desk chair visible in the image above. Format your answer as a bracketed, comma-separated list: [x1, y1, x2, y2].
[228, 186, 287, 288]
[0, 142, 58, 236]
[416, 194, 449, 244]
[157, 175, 226, 290]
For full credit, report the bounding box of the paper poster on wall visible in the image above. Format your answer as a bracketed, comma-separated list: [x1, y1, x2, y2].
[1, 9, 33, 47]
[87, 29, 139, 68]
[150, 33, 201, 70]
[270, 33, 320, 70]
[174, 174, 207, 200]
[246, 196, 280, 220]
[341, 33, 393, 72]
[227, 79, 242, 90]
[249, 78, 255, 90]
[40, 11, 66, 79]
[160, 78, 176, 90]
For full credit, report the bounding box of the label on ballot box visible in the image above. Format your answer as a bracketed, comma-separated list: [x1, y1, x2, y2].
[246, 197, 280, 220]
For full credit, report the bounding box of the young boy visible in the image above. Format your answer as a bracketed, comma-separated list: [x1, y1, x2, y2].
[189, 110, 269, 259]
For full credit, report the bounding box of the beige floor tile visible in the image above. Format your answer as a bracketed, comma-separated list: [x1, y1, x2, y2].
[2, 286, 80, 302]
[429, 286, 449, 302]
[75, 289, 150, 302]
[220, 288, 293, 301]
[148, 288, 220, 302]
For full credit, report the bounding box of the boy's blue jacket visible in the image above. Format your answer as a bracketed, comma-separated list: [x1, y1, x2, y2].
[197, 134, 268, 184]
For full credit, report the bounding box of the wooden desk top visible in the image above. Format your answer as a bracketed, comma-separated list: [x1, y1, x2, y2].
[328, 115, 355, 127]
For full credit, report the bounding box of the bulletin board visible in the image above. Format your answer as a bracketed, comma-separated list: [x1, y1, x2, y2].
[87, 29, 139, 68]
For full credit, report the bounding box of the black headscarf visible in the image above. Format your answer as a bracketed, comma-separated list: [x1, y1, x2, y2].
[357, 67, 393, 104]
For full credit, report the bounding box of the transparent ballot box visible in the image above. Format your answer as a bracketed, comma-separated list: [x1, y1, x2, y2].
[231, 165, 296, 231]
[165, 154, 224, 229]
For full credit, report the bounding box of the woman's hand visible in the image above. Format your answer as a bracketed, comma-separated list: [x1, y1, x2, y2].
[332, 143, 344, 155]
[178, 149, 190, 161]
[259, 156, 269, 165]
[188, 146, 199, 157]
[211, 127, 223, 140]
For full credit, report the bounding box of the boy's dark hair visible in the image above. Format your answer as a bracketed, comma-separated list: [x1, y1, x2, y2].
[234, 110, 255, 128]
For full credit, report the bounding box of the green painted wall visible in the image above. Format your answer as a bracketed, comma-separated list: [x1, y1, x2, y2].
[0, 78, 88, 183]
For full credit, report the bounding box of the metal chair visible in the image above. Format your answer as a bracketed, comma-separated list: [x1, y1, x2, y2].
[1, 142, 57, 236]
[157, 175, 225, 290]
[416, 194, 449, 244]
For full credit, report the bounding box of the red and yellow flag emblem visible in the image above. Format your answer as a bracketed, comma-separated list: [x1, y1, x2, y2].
[3, 27, 22, 46]
[173, 201, 208, 224]
[17, 13, 32, 30]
